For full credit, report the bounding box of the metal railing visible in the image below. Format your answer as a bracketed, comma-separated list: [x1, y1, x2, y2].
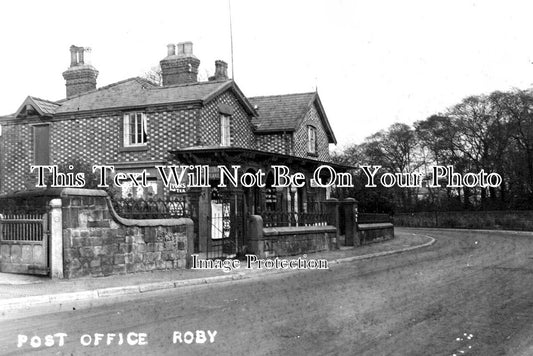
[0, 213, 46, 242]
[111, 197, 194, 219]
[262, 210, 331, 228]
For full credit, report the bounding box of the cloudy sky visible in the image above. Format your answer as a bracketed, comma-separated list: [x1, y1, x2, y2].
[1, 0, 533, 149]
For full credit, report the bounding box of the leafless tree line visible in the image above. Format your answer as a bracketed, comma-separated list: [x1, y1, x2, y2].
[333, 89, 533, 213]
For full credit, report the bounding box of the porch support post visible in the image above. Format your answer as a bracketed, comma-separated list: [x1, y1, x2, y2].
[324, 198, 339, 249]
[185, 219, 195, 268]
[198, 187, 210, 253]
[49, 198, 63, 279]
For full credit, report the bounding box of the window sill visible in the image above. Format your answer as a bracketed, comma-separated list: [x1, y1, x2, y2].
[120, 145, 148, 152]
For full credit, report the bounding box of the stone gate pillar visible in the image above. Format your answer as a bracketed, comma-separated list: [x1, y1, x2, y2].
[343, 198, 359, 246]
[50, 198, 63, 279]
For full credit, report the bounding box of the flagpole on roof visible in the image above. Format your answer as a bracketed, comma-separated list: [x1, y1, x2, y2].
[229, 0, 235, 80]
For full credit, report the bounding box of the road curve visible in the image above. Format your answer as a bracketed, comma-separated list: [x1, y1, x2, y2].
[1, 227, 533, 355]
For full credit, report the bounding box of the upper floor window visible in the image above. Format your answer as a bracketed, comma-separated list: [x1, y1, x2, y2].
[307, 125, 317, 154]
[123, 112, 147, 147]
[33, 124, 50, 165]
[220, 114, 231, 146]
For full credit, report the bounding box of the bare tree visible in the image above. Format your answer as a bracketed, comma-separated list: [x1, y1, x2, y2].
[142, 66, 162, 86]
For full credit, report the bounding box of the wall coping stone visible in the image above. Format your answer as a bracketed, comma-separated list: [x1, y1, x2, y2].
[0, 187, 108, 199]
[358, 223, 394, 230]
[63, 188, 192, 227]
[263, 225, 336, 236]
[0, 188, 192, 228]
[59, 188, 108, 197]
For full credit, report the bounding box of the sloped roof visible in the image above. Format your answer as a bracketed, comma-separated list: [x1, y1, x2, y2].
[14, 96, 61, 117]
[249, 92, 315, 132]
[54, 78, 256, 115]
[249, 92, 337, 144]
[32, 97, 61, 115]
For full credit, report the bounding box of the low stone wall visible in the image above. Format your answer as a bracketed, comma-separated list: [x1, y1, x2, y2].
[63, 224, 190, 279]
[248, 216, 337, 258]
[394, 210, 533, 231]
[60, 189, 193, 279]
[0, 240, 47, 275]
[357, 223, 394, 244]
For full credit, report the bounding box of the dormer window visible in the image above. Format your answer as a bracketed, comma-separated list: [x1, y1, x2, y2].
[307, 125, 317, 154]
[123, 112, 147, 147]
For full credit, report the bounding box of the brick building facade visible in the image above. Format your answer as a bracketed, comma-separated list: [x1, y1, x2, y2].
[0, 42, 341, 255]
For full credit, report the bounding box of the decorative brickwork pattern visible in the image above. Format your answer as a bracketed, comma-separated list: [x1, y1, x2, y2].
[256, 133, 293, 155]
[0, 107, 201, 194]
[1, 124, 33, 193]
[0, 87, 332, 195]
[293, 103, 330, 161]
[51, 109, 199, 164]
[200, 91, 254, 148]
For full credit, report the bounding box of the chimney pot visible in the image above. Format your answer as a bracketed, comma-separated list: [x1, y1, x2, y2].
[70, 45, 78, 66]
[177, 43, 185, 56]
[78, 48, 85, 65]
[83, 47, 92, 65]
[167, 43, 176, 56]
[177, 41, 194, 57]
[183, 42, 193, 56]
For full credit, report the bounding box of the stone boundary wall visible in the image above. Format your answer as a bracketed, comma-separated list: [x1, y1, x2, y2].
[248, 215, 337, 258]
[0, 188, 193, 279]
[394, 210, 533, 231]
[357, 223, 394, 244]
[60, 189, 193, 279]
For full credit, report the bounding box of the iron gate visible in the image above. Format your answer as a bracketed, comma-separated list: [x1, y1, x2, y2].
[208, 190, 245, 259]
[0, 213, 49, 275]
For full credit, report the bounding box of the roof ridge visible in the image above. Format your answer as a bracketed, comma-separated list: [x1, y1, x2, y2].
[57, 78, 231, 102]
[134, 77, 159, 88]
[28, 96, 61, 106]
[149, 79, 231, 90]
[53, 78, 247, 115]
[57, 77, 145, 103]
[249, 92, 316, 99]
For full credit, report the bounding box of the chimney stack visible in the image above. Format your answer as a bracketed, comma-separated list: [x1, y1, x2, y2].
[62, 45, 99, 98]
[209, 60, 229, 81]
[160, 41, 200, 86]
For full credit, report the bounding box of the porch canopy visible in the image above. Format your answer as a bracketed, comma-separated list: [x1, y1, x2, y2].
[168, 146, 353, 178]
[168, 147, 355, 254]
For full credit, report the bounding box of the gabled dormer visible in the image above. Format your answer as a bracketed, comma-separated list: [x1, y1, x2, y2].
[249, 92, 337, 161]
[15, 96, 59, 119]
